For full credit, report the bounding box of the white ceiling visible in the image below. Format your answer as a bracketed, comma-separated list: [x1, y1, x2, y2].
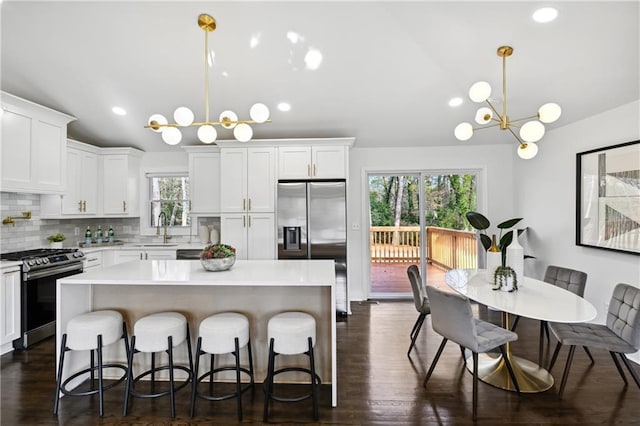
[2, 1, 638, 152]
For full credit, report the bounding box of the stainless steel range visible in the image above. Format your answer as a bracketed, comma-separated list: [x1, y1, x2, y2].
[0, 248, 85, 349]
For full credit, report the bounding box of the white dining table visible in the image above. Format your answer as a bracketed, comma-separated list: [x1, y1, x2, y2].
[445, 269, 597, 393]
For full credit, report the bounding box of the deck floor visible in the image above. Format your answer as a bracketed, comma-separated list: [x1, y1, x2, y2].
[370, 261, 447, 294]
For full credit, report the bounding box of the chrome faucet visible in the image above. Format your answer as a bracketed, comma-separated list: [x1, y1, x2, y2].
[157, 212, 171, 243]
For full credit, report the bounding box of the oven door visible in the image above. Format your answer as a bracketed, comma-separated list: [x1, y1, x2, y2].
[16, 263, 83, 349]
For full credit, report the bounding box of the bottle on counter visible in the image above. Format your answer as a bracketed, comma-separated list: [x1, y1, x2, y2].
[108, 226, 115, 243]
[84, 226, 92, 244]
[96, 226, 103, 244]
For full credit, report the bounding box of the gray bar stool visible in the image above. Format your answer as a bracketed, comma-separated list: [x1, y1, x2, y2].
[190, 312, 255, 420]
[123, 311, 193, 419]
[263, 311, 321, 422]
[53, 310, 129, 417]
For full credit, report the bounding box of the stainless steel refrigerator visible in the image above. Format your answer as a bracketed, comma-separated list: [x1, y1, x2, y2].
[277, 180, 348, 314]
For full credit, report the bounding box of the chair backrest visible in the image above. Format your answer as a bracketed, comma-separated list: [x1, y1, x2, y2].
[425, 285, 478, 351]
[407, 265, 427, 312]
[607, 283, 640, 350]
[544, 265, 588, 297]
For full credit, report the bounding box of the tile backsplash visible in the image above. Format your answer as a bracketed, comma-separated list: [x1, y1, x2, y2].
[0, 192, 192, 253]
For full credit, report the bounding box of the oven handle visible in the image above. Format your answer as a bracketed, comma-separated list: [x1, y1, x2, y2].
[24, 263, 83, 281]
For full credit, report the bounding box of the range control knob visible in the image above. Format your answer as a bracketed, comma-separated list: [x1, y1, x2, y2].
[42, 258, 50, 264]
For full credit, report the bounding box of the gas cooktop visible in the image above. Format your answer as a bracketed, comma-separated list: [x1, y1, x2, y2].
[0, 248, 81, 261]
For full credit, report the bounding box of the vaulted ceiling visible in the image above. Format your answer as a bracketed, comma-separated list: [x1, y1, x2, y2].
[2, 1, 638, 152]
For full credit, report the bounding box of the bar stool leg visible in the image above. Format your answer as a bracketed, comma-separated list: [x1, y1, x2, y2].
[97, 335, 105, 417]
[308, 337, 319, 421]
[234, 337, 243, 420]
[52, 334, 68, 415]
[122, 336, 136, 416]
[263, 338, 276, 422]
[168, 335, 176, 419]
[190, 336, 202, 418]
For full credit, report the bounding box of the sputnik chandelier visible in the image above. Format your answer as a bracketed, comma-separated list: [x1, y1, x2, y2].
[146, 14, 270, 145]
[454, 46, 561, 159]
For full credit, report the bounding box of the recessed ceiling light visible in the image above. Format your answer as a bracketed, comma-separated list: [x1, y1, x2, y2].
[278, 102, 291, 112]
[112, 106, 126, 116]
[448, 97, 463, 107]
[533, 7, 558, 23]
[304, 48, 323, 70]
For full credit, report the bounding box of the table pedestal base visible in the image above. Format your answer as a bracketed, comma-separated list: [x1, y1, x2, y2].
[469, 352, 554, 393]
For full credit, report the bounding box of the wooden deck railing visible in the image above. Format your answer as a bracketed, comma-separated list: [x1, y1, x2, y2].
[370, 226, 477, 270]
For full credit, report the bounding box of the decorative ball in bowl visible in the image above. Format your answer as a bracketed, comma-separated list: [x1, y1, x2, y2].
[200, 243, 236, 272]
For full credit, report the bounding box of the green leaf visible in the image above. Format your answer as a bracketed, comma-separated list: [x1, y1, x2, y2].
[466, 211, 490, 230]
[497, 218, 522, 229]
[499, 230, 513, 249]
[479, 234, 492, 251]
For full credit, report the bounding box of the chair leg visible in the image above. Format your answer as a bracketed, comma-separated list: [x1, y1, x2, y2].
[263, 338, 276, 422]
[619, 353, 640, 389]
[308, 337, 319, 421]
[234, 337, 243, 421]
[510, 315, 520, 332]
[97, 335, 104, 417]
[408, 313, 426, 356]
[190, 337, 202, 418]
[558, 345, 577, 399]
[538, 321, 547, 366]
[499, 346, 520, 394]
[123, 336, 136, 416]
[459, 345, 467, 363]
[472, 352, 478, 421]
[610, 351, 628, 385]
[548, 341, 562, 371]
[53, 334, 68, 415]
[168, 336, 176, 419]
[423, 338, 448, 387]
[583, 346, 595, 364]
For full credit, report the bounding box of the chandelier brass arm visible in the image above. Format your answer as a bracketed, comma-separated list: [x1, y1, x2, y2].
[454, 45, 561, 160]
[145, 14, 271, 145]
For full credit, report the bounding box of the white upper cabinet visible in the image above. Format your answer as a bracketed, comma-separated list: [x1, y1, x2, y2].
[102, 148, 143, 216]
[62, 143, 99, 214]
[1, 91, 75, 194]
[220, 147, 275, 213]
[278, 145, 347, 179]
[186, 148, 221, 214]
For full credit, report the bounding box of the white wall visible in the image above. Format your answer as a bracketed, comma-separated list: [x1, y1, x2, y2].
[347, 144, 515, 301]
[516, 100, 640, 363]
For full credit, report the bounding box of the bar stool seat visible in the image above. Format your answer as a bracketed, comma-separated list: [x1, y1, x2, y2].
[123, 312, 193, 419]
[263, 312, 321, 422]
[53, 310, 129, 417]
[190, 312, 255, 420]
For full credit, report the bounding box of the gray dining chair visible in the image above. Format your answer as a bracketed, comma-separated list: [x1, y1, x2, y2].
[407, 265, 430, 356]
[511, 265, 592, 366]
[423, 285, 520, 421]
[548, 283, 640, 399]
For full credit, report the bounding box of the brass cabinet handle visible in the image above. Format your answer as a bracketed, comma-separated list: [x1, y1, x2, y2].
[307, 164, 311, 177]
[243, 215, 246, 227]
[313, 164, 317, 177]
[140, 253, 143, 260]
[242, 198, 246, 211]
[123, 201, 127, 212]
[248, 215, 252, 227]
[145, 252, 148, 260]
[78, 201, 83, 212]
[248, 198, 252, 211]
[189, 200, 192, 211]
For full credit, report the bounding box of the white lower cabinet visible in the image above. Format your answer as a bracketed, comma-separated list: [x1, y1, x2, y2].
[115, 249, 177, 263]
[220, 213, 275, 260]
[82, 251, 103, 271]
[1, 266, 21, 355]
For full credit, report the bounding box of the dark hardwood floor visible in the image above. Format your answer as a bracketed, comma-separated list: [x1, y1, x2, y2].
[2, 301, 639, 425]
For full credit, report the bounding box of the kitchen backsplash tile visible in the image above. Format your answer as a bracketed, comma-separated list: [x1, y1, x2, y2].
[1, 192, 193, 252]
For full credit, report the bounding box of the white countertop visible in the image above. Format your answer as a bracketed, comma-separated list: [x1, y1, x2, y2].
[446, 269, 598, 323]
[58, 259, 336, 287]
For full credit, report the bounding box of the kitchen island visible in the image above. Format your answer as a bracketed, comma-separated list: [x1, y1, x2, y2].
[56, 259, 338, 407]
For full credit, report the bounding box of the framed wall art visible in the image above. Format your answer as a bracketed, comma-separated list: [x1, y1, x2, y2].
[576, 140, 639, 255]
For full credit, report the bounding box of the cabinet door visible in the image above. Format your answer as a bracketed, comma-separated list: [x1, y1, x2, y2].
[1, 109, 33, 190]
[61, 148, 82, 214]
[247, 213, 275, 259]
[146, 250, 177, 260]
[1, 268, 21, 348]
[221, 213, 248, 260]
[189, 152, 221, 213]
[312, 145, 346, 178]
[247, 147, 275, 212]
[115, 251, 143, 263]
[33, 119, 66, 191]
[80, 151, 99, 214]
[277, 146, 312, 179]
[102, 155, 128, 215]
[220, 149, 247, 212]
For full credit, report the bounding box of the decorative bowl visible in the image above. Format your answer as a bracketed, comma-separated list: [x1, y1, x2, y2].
[200, 256, 236, 272]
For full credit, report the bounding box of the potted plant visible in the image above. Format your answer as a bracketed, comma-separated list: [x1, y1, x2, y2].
[47, 233, 66, 248]
[493, 265, 518, 292]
